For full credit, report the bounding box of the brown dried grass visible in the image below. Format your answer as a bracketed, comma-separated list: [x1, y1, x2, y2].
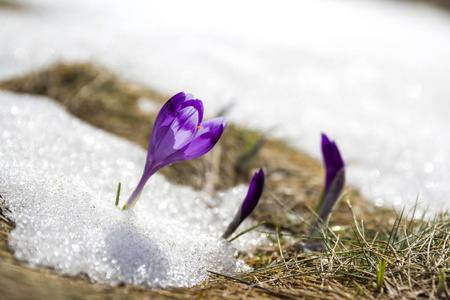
[1, 63, 447, 299]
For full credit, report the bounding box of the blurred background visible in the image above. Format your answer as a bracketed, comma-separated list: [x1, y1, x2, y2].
[1, 0, 450, 214]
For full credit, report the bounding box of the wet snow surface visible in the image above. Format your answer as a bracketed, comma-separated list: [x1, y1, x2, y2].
[0, 92, 259, 287]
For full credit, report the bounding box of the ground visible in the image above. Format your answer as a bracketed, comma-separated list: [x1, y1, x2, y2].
[0, 63, 448, 299]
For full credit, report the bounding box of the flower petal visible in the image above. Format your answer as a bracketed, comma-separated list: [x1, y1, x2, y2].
[155, 117, 227, 167]
[309, 134, 345, 234]
[125, 91, 226, 210]
[171, 106, 200, 148]
[149, 104, 201, 164]
[240, 168, 265, 221]
[147, 92, 187, 155]
[222, 168, 265, 239]
[152, 92, 186, 130]
[180, 98, 204, 125]
[148, 96, 204, 157]
[321, 133, 344, 195]
[318, 168, 345, 222]
[183, 117, 227, 160]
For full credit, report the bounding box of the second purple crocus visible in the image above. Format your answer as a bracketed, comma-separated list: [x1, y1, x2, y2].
[124, 92, 227, 210]
[222, 168, 265, 239]
[311, 133, 345, 231]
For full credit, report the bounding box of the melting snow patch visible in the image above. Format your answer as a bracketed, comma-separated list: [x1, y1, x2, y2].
[0, 91, 263, 287]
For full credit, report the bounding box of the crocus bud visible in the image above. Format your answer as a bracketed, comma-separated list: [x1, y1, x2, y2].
[222, 168, 264, 239]
[310, 133, 345, 233]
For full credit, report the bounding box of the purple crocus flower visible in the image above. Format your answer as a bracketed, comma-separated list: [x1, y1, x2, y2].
[311, 133, 345, 231]
[222, 168, 264, 239]
[123, 92, 227, 210]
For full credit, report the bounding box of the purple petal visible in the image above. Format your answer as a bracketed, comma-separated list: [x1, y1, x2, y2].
[180, 98, 204, 125]
[157, 116, 226, 166]
[148, 92, 187, 154]
[149, 126, 185, 167]
[146, 106, 223, 169]
[150, 103, 201, 163]
[183, 117, 227, 160]
[152, 92, 187, 131]
[125, 92, 226, 210]
[318, 168, 345, 222]
[184, 93, 195, 101]
[171, 106, 200, 149]
[149, 97, 203, 156]
[310, 133, 345, 232]
[222, 168, 265, 239]
[240, 168, 265, 221]
[321, 133, 344, 195]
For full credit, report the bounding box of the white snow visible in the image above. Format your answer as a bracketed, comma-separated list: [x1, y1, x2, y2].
[0, 92, 261, 287]
[1, 0, 450, 287]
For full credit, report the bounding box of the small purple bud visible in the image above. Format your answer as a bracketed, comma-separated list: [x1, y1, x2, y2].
[311, 134, 345, 232]
[322, 134, 345, 197]
[222, 168, 264, 239]
[124, 92, 227, 210]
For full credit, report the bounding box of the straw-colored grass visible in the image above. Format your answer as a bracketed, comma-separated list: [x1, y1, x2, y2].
[0, 63, 447, 299]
